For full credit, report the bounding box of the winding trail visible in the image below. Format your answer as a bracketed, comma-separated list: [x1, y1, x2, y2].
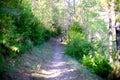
[8, 38, 102, 80]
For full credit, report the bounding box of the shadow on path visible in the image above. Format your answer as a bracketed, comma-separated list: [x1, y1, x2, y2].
[6, 38, 102, 80]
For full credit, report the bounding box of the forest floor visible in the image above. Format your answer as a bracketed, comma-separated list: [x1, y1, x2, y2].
[7, 38, 103, 80]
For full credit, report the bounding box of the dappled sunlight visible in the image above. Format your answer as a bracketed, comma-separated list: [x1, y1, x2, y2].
[34, 64, 41, 71]
[31, 67, 76, 79]
[16, 57, 80, 79]
[29, 58, 78, 79]
[12, 41, 80, 79]
[31, 69, 61, 78]
[50, 62, 66, 67]
[60, 41, 67, 45]
[41, 69, 61, 75]
[8, 39, 102, 80]
[95, 32, 102, 40]
[10, 46, 19, 52]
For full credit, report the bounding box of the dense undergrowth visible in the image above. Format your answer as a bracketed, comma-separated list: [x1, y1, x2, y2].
[65, 22, 120, 80]
[0, 0, 61, 76]
[66, 22, 92, 59]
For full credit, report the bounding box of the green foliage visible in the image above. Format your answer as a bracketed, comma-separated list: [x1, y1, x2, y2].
[55, 27, 62, 36]
[69, 22, 83, 33]
[50, 26, 62, 37]
[115, 0, 120, 22]
[65, 22, 112, 79]
[0, 54, 12, 74]
[0, 54, 5, 73]
[91, 40, 108, 55]
[109, 61, 120, 80]
[82, 52, 112, 78]
[66, 33, 92, 59]
[115, 0, 120, 10]
[66, 22, 92, 59]
[0, 0, 54, 58]
[115, 14, 120, 22]
[0, 0, 54, 75]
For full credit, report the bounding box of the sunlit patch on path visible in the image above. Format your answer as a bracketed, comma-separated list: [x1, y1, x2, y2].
[9, 38, 102, 80]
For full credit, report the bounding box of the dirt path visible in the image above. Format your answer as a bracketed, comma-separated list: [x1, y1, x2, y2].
[8, 38, 102, 80]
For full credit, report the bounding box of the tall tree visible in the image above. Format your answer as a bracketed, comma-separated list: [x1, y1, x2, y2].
[115, 0, 120, 61]
[116, 22, 120, 61]
[108, 0, 115, 63]
[73, 0, 76, 15]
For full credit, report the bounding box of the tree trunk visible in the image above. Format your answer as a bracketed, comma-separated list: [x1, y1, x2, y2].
[73, 0, 76, 15]
[115, 22, 120, 61]
[108, 0, 115, 63]
[114, 0, 120, 61]
[109, 18, 113, 63]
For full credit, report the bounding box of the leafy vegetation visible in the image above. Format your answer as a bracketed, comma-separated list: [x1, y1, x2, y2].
[0, 0, 120, 80]
[0, 0, 60, 75]
[108, 61, 120, 80]
[82, 52, 112, 78]
[65, 22, 112, 79]
[66, 22, 92, 59]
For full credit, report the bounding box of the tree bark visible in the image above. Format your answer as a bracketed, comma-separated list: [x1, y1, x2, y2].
[115, 22, 120, 61]
[108, 0, 115, 63]
[73, 0, 76, 15]
[109, 17, 113, 63]
[114, 0, 120, 61]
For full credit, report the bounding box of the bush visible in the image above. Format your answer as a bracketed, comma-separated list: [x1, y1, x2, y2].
[108, 61, 120, 80]
[54, 27, 62, 36]
[82, 52, 112, 78]
[0, 0, 54, 58]
[0, 54, 5, 73]
[50, 26, 62, 37]
[66, 32, 92, 59]
[69, 22, 83, 33]
[65, 22, 92, 59]
[0, 54, 12, 74]
[65, 22, 113, 79]
[0, 0, 53, 76]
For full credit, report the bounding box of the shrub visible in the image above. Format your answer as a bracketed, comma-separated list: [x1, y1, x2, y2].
[65, 22, 92, 59]
[0, 0, 54, 76]
[66, 32, 92, 59]
[54, 27, 62, 36]
[0, 54, 5, 73]
[69, 22, 83, 33]
[0, 54, 12, 74]
[108, 61, 120, 80]
[0, 0, 54, 58]
[50, 26, 62, 37]
[82, 52, 112, 78]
